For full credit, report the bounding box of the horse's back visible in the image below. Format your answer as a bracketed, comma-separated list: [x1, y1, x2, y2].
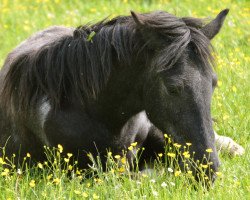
[2, 26, 74, 69]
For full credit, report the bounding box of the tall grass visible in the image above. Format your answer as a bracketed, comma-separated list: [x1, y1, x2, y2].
[0, 0, 249, 199]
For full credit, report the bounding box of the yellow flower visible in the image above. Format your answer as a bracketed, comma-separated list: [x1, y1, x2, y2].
[57, 144, 63, 153]
[131, 142, 137, 147]
[74, 190, 81, 195]
[47, 174, 52, 180]
[86, 183, 91, 187]
[167, 152, 176, 158]
[82, 192, 88, 198]
[93, 193, 99, 199]
[174, 170, 181, 177]
[107, 152, 112, 156]
[67, 153, 73, 158]
[121, 157, 126, 164]
[232, 86, 237, 92]
[37, 163, 43, 169]
[186, 143, 192, 146]
[114, 155, 121, 159]
[1, 168, 9, 176]
[223, 115, 229, 120]
[174, 143, 181, 148]
[187, 170, 192, 175]
[29, 180, 36, 188]
[128, 146, 133, 151]
[158, 153, 163, 157]
[200, 164, 208, 169]
[164, 134, 168, 138]
[182, 151, 190, 158]
[206, 148, 213, 153]
[68, 165, 73, 171]
[52, 178, 60, 185]
[118, 167, 125, 173]
[216, 171, 222, 176]
[0, 157, 6, 165]
[64, 158, 69, 163]
[26, 153, 31, 158]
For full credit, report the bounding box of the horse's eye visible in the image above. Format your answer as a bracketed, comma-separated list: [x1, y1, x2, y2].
[167, 85, 182, 96]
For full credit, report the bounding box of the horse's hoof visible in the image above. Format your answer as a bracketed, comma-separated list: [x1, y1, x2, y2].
[229, 143, 245, 156]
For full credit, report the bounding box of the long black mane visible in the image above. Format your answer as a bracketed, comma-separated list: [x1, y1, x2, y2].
[1, 11, 213, 117]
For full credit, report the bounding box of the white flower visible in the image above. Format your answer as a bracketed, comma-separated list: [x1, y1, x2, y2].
[150, 179, 156, 183]
[161, 182, 167, 187]
[167, 168, 173, 173]
[152, 190, 158, 196]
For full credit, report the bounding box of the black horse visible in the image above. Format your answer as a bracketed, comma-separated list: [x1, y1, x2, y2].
[0, 9, 229, 182]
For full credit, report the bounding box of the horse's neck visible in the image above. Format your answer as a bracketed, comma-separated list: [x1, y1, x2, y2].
[94, 64, 145, 132]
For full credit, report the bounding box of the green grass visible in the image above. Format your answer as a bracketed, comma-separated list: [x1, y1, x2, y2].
[0, 0, 249, 199]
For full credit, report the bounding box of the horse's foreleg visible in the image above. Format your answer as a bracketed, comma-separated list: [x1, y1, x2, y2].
[214, 131, 245, 156]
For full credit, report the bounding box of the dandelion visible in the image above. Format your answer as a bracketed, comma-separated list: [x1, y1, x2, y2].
[161, 181, 167, 187]
[118, 167, 125, 173]
[158, 153, 163, 157]
[107, 152, 112, 156]
[82, 192, 88, 198]
[47, 174, 53, 180]
[1, 168, 9, 176]
[74, 190, 81, 195]
[216, 172, 222, 176]
[67, 153, 73, 158]
[173, 143, 181, 148]
[232, 86, 237, 92]
[0, 157, 6, 165]
[86, 183, 91, 187]
[94, 178, 103, 184]
[68, 165, 73, 171]
[93, 193, 99, 199]
[114, 155, 121, 159]
[121, 157, 126, 164]
[186, 142, 192, 146]
[29, 180, 36, 188]
[131, 142, 137, 147]
[182, 151, 190, 158]
[58, 144, 63, 153]
[37, 163, 43, 169]
[206, 148, 213, 153]
[174, 170, 181, 177]
[187, 170, 192, 175]
[128, 146, 133, 151]
[200, 164, 208, 169]
[52, 178, 61, 185]
[167, 152, 176, 158]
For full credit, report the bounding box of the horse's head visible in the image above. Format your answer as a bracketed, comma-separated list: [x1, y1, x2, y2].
[132, 9, 229, 181]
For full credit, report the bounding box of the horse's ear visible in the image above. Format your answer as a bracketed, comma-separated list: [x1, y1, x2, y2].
[131, 11, 145, 27]
[201, 9, 229, 40]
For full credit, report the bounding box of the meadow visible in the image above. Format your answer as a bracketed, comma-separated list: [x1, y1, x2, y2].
[0, 0, 249, 199]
